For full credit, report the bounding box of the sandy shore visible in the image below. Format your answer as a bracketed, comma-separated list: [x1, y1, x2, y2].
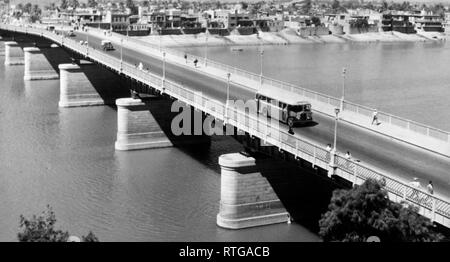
[136, 28, 447, 47]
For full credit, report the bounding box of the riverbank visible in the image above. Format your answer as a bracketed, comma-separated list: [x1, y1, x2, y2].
[136, 29, 446, 47]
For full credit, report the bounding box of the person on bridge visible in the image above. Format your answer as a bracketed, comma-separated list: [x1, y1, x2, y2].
[371, 109, 379, 125]
[288, 126, 294, 135]
[194, 59, 198, 68]
[138, 62, 144, 70]
[184, 54, 188, 64]
[427, 181, 434, 195]
[345, 151, 352, 160]
[325, 144, 332, 162]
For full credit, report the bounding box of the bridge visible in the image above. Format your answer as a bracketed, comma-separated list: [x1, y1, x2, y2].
[1, 23, 449, 230]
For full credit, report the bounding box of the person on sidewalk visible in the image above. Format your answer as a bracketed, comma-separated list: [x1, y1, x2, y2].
[325, 144, 332, 162]
[193, 59, 198, 67]
[345, 151, 351, 160]
[427, 181, 434, 195]
[184, 54, 187, 64]
[371, 109, 379, 125]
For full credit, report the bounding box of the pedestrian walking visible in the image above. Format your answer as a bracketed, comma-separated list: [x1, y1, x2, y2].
[184, 54, 187, 64]
[138, 62, 144, 70]
[371, 109, 379, 125]
[194, 59, 198, 67]
[345, 151, 351, 160]
[427, 181, 434, 195]
[288, 125, 294, 135]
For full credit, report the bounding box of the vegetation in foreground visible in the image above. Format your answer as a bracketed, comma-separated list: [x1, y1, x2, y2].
[18, 205, 99, 242]
[319, 179, 444, 242]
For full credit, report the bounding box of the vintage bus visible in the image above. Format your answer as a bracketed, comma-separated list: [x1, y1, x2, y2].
[256, 86, 313, 127]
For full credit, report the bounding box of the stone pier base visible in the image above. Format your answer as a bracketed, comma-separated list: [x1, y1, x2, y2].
[217, 153, 292, 229]
[115, 97, 211, 151]
[23, 47, 59, 80]
[4, 41, 24, 65]
[58, 61, 126, 107]
[115, 97, 173, 150]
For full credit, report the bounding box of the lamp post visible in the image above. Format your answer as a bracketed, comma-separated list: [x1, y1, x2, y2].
[259, 44, 264, 90]
[159, 27, 162, 52]
[225, 72, 231, 121]
[340, 67, 346, 111]
[162, 51, 166, 92]
[162, 51, 166, 79]
[333, 107, 340, 155]
[204, 34, 208, 67]
[120, 38, 123, 71]
[86, 33, 89, 56]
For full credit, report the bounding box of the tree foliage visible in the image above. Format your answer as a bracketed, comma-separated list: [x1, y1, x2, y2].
[319, 179, 443, 242]
[126, 0, 138, 14]
[18, 205, 69, 242]
[18, 205, 99, 242]
[87, 0, 98, 8]
[311, 16, 321, 27]
[60, 0, 68, 10]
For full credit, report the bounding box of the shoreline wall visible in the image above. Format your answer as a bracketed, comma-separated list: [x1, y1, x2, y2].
[136, 29, 446, 48]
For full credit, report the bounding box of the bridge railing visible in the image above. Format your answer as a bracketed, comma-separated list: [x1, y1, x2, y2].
[2, 23, 449, 227]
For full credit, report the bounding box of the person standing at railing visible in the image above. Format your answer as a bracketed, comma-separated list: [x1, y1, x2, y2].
[427, 181, 434, 195]
[371, 109, 380, 125]
[326, 144, 332, 162]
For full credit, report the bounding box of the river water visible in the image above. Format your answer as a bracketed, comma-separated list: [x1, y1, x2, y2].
[1, 39, 449, 242]
[182, 41, 450, 131]
[0, 47, 320, 241]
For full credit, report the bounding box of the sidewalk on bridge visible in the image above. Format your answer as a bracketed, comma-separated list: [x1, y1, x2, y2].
[84, 28, 449, 158]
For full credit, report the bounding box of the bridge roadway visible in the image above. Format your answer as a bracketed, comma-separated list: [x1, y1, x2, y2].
[69, 32, 450, 199]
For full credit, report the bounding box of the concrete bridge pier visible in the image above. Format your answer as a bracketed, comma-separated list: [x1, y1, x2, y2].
[4, 41, 24, 65]
[115, 97, 211, 151]
[23, 47, 59, 80]
[217, 152, 293, 229]
[115, 97, 173, 150]
[58, 61, 127, 107]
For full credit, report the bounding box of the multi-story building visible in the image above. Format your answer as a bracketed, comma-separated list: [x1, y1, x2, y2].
[412, 14, 444, 32]
[381, 14, 416, 34]
[444, 12, 450, 34]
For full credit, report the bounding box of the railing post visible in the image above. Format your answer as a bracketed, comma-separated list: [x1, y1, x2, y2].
[328, 151, 337, 178]
[430, 198, 436, 223]
[313, 147, 316, 168]
[402, 186, 407, 201]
